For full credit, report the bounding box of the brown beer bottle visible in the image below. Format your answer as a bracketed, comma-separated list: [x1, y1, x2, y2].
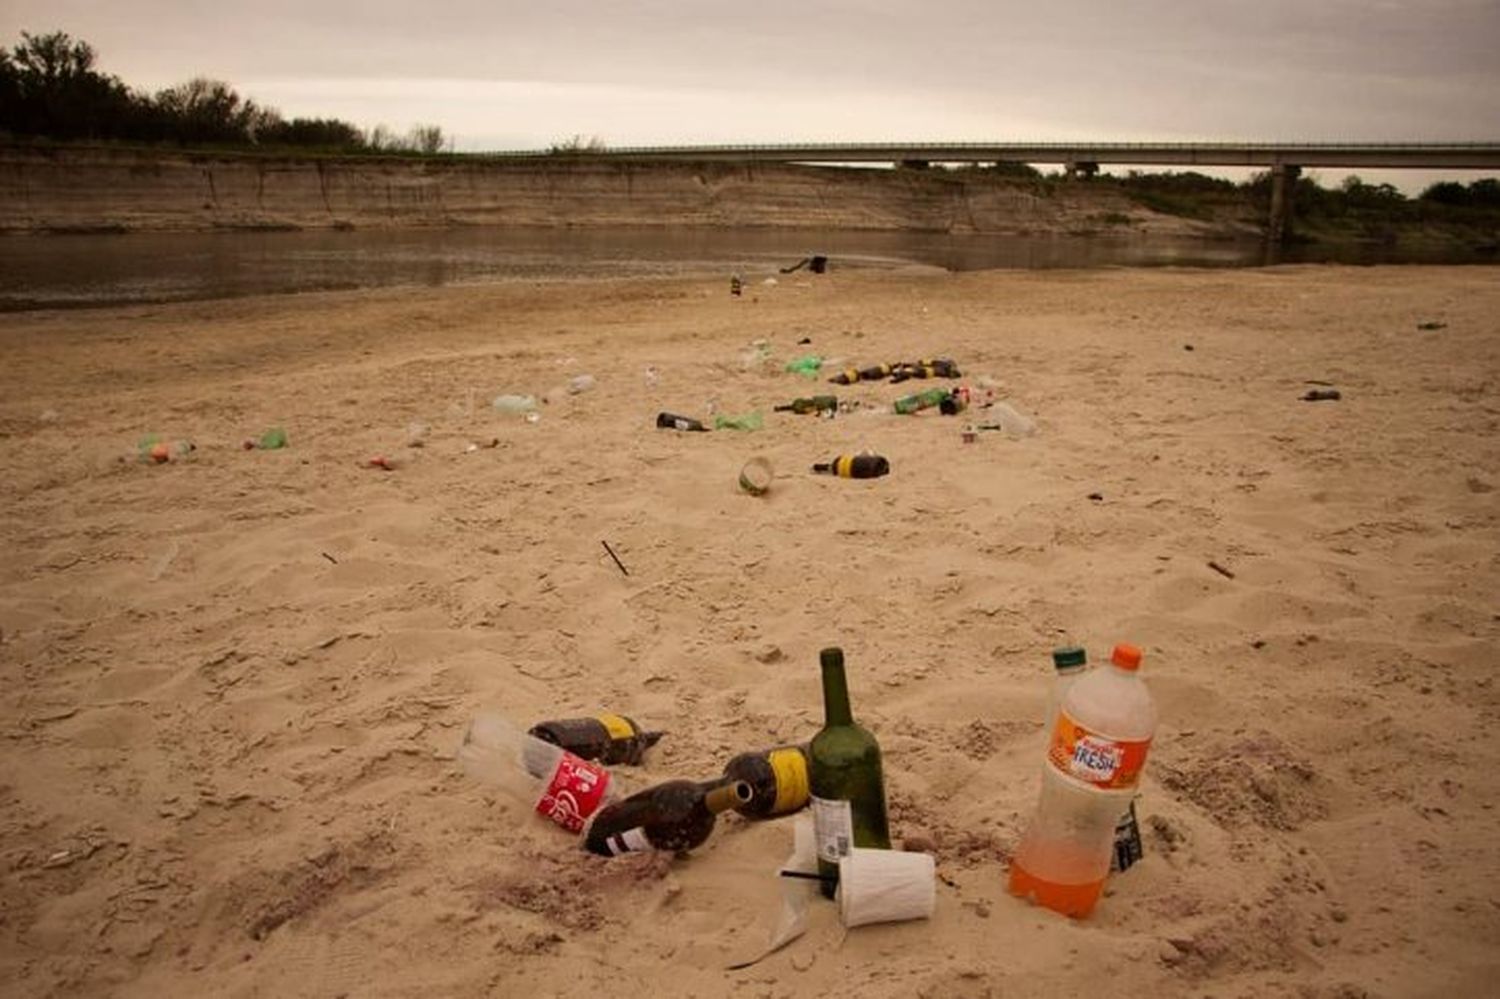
[527, 713, 664, 766]
[812, 454, 890, 478]
[718, 744, 811, 818]
[584, 778, 751, 856]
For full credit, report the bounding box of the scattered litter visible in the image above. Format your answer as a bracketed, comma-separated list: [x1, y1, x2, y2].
[739, 457, 774, 496]
[730, 274, 743, 297]
[366, 455, 396, 471]
[763, 277, 779, 287]
[976, 401, 1037, 437]
[244, 427, 288, 450]
[784, 355, 824, 379]
[644, 366, 660, 387]
[962, 425, 978, 444]
[601, 540, 630, 577]
[492, 394, 538, 414]
[1302, 389, 1342, 402]
[774, 395, 838, 415]
[714, 411, 764, 431]
[321, 552, 339, 565]
[797, 337, 812, 345]
[1208, 560, 1236, 579]
[1088, 492, 1104, 502]
[657, 412, 709, 432]
[524, 412, 541, 424]
[1416, 321, 1447, 330]
[405, 422, 429, 447]
[568, 374, 596, 394]
[138, 435, 195, 464]
[812, 454, 890, 478]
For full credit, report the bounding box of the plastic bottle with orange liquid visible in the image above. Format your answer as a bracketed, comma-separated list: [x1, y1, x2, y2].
[1008, 643, 1157, 918]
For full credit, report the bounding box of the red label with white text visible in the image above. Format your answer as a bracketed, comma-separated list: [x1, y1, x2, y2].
[534, 752, 611, 832]
[1047, 712, 1151, 791]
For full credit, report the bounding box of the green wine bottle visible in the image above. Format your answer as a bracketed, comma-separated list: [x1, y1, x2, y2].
[893, 387, 950, 414]
[774, 395, 838, 414]
[809, 647, 890, 898]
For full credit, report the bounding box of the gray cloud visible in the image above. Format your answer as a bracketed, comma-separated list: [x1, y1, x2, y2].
[6, 0, 1498, 161]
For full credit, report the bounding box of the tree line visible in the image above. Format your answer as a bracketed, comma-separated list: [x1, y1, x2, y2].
[0, 30, 448, 154]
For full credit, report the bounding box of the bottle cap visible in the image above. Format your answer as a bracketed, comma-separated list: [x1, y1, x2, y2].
[1110, 643, 1143, 671]
[1051, 646, 1087, 670]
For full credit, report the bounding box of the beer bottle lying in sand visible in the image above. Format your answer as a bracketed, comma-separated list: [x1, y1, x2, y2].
[829, 364, 894, 385]
[459, 712, 620, 834]
[716, 744, 811, 818]
[584, 779, 751, 856]
[810, 647, 891, 898]
[528, 714, 664, 766]
[656, 412, 709, 432]
[774, 395, 839, 414]
[812, 454, 890, 478]
[890, 359, 961, 383]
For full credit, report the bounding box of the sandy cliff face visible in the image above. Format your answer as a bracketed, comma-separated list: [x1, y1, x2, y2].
[0, 146, 1224, 236]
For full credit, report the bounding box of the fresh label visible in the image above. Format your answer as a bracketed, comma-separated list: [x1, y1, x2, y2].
[534, 752, 611, 833]
[601, 826, 653, 856]
[1047, 712, 1151, 791]
[595, 713, 635, 741]
[811, 796, 853, 864]
[768, 748, 810, 815]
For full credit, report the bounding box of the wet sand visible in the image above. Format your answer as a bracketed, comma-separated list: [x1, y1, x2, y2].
[1, 265, 1498, 997]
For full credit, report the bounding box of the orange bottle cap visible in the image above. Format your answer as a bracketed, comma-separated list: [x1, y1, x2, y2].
[1111, 643, 1143, 670]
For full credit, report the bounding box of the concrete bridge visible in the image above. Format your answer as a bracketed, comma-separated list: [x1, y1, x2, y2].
[513, 141, 1500, 240]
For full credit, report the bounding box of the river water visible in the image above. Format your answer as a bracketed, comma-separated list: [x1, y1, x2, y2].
[0, 226, 1493, 311]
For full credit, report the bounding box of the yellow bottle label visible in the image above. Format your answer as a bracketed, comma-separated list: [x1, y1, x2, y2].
[834, 455, 854, 478]
[595, 713, 636, 741]
[768, 748, 810, 815]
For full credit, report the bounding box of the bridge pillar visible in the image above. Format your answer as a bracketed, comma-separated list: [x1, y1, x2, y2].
[1268, 164, 1301, 241]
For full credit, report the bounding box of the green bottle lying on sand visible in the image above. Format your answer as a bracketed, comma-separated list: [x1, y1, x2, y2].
[775, 395, 839, 414]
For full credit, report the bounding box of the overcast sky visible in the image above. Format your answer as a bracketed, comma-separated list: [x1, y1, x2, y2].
[6, 1, 1498, 190]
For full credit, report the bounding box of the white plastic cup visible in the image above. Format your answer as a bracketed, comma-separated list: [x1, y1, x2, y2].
[835, 848, 936, 928]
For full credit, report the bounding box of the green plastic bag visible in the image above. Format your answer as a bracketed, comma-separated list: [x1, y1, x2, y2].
[784, 355, 824, 379]
[714, 411, 764, 431]
[258, 427, 289, 449]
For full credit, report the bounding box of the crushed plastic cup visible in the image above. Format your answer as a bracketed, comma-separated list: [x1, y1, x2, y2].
[982, 401, 1037, 437]
[492, 394, 539, 414]
[568, 374, 596, 395]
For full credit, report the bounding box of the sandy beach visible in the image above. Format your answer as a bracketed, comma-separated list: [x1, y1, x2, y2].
[2, 263, 1498, 998]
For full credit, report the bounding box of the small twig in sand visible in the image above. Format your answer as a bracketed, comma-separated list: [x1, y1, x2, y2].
[321, 552, 339, 565]
[1208, 560, 1236, 580]
[601, 540, 630, 577]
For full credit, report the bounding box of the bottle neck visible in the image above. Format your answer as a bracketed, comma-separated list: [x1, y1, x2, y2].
[820, 649, 854, 726]
[703, 781, 749, 814]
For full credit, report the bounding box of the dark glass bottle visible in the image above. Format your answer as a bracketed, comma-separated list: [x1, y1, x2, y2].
[656, 412, 708, 432]
[718, 744, 810, 818]
[811, 455, 890, 478]
[774, 395, 839, 414]
[527, 714, 664, 766]
[584, 779, 750, 856]
[809, 647, 890, 897]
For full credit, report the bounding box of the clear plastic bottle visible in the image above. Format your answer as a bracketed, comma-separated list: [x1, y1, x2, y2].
[458, 711, 621, 834]
[1009, 643, 1156, 918]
